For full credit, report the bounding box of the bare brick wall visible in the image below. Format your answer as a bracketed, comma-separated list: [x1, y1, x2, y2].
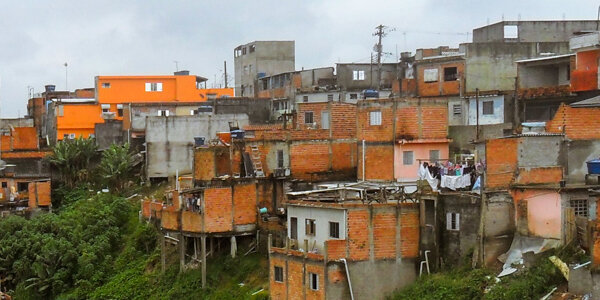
[194, 148, 215, 181]
[204, 187, 233, 232]
[516, 167, 563, 185]
[233, 183, 257, 225]
[486, 138, 518, 189]
[400, 204, 420, 258]
[357, 144, 395, 181]
[546, 104, 600, 140]
[270, 257, 287, 300]
[348, 210, 370, 260]
[373, 211, 397, 259]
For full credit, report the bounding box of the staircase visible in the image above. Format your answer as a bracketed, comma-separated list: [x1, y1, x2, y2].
[250, 145, 265, 177]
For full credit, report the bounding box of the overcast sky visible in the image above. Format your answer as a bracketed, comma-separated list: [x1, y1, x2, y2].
[0, 0, 596, 117]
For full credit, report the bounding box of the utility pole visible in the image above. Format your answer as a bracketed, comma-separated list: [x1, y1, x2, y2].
[64, 62, 68, 91]
[224, 61, 228, 88]
[372, 24, 394, 90]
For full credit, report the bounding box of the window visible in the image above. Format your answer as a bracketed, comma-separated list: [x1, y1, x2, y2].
[69, 133, 76, 139]
[304, 111, 314, 124]
[321, 112, 330, 129]
[145, 82, 163, 92]
[63, 133, 69, 139]
[350, 93, 358, 100]
[274, 266, 283, 282]
[277, 150, 284, 168]
[117, 104, 123, 117]
[242, 47, 247, 55]
[446, 212, 460, 230]
[101, 82, 111, 88]
[303, 95, 308, 102]
[290, 217, 298, 239]
[243, 65, 248, 75]
[1, 182, 6, 188]
[157, 110, 170, 117]
[429, 150, 440, 161]
[249, 44, 256, 53]
[369, 111, 382, 126]
[424, 68, 439, 82]
[453, 104, 462, 115]
[305, 219, 316, 236]
[444, 67, 458, 81]
[327, 94, 334, 101]
[503, 25, 518, 39]
[309, 273, 319, 291]
[403, 151, 414, 165]
[101, 104, 110, 113]
[482, 101, 493, 115]
[352, 70, 365, 81]
[190, 109, 197, 115]
[329, 222, 340, 238]
[17, 182, 28, 192]
[570, 199, 588, 217]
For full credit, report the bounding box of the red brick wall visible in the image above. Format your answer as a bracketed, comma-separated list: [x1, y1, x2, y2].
[181, 210, 203, 232]
[204, 187, 233, 232]
[419, 105, 448, 139]
[417, 61, 464, 97]
[194, 148, 215, 181]
[233, 183, 257, 225]
[305, 264, 325, 300]
[161, 209, 179, 231]
[331, 142, 357, 171]
[348, 210, 369, 260]
[516, 167, 563, 185]
[374, 212, 396, 259]
[326, 239, 347, 260]
[486, 138, 518, 189]
[357, 101, 395, 142]
[11, 127, 38, 150]
[270, 257, 287, 300]
[400, 204, 419, 258]
[287, 260, 304, 300]
[546, 104, 600, 140]
[358, 144, 395, 181]
[290, 142, 329, 181]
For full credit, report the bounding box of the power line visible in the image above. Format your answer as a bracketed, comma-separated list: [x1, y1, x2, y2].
[373, 24, 395, 90]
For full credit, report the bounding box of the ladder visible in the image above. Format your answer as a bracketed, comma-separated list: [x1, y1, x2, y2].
[250, 145, 264, 177]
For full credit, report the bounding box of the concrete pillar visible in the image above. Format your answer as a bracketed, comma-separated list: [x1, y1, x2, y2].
[179, 234, 185, 272]
[202, 235, 207, 289]
[160, 233, 166, 273]
[230, 236, 237, 258]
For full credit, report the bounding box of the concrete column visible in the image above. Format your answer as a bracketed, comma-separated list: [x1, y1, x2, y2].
[179, 234, 185, 272]
[160, 233, 166, 273]
[230, 236, 237, 258]
[202, 235, 207, 289]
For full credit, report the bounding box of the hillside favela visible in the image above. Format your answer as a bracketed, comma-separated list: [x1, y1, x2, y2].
[2, 1, 600, 299]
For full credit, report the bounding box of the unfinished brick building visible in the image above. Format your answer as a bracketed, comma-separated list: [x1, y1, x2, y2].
[269, 184, 420, 300]
[356, 98, 449, 182]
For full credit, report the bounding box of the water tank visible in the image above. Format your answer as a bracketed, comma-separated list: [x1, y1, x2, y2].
[194, 136, 206, 146]
[174, 70, 190, 76]
[587, 159, 600, 174]
[45, 85, 56, 92]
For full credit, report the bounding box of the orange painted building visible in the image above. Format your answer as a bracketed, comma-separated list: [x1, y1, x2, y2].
[95, 74, 233, 120]
[54, 102, 104, 140]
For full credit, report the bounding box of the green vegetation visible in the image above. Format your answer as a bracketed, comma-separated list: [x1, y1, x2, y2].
[388, 244, 587, 300]
[0, 140, 268, 299]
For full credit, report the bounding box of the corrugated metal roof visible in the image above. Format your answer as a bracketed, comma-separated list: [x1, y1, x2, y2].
[570, 95, 600, 108]
[515, 53, 574, 63]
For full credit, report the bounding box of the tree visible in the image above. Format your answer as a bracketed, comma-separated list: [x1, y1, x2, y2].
[98, 143, 137, 194]
[46, 137, 98, 188]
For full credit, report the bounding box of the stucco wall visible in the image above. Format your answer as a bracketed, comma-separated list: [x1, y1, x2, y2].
[287, 205, 346, 253]
[145, 114, 249, 178]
